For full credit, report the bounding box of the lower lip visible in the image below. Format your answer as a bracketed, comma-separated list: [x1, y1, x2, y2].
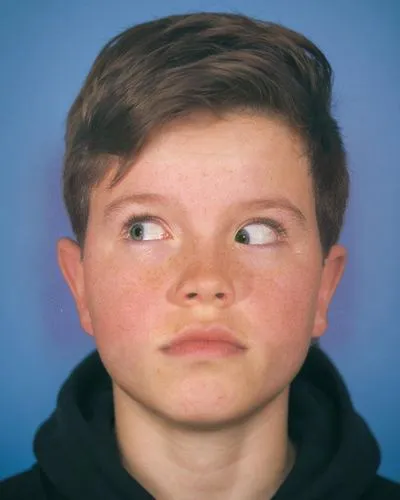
[162, 340, 246, 357]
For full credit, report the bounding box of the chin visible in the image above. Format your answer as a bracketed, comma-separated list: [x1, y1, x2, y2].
[155, 384, 277, 432]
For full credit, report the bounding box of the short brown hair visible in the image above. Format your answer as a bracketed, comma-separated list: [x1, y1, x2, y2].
[63, 12, 349, 256]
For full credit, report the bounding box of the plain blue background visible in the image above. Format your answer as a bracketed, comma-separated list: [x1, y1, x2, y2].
[0, 0, 399, 482]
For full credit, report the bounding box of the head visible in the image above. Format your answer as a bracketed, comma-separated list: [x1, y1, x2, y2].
[58, 13, 348, 427]
[63, 12, 348, 257]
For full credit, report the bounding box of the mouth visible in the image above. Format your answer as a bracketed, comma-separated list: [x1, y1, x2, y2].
[161, 325, 247, 358]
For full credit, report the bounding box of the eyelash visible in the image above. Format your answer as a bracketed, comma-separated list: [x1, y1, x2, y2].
[121, 214, 288, 242]
[240, 217, 287, 239]
[121, 213, 164, 238]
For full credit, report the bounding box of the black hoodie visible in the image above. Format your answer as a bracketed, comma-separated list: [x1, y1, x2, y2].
[1, 346, 399, 499]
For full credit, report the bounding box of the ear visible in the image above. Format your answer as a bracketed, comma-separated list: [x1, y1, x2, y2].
[312, 244, 347, 339]
[57, 238, 94, 336]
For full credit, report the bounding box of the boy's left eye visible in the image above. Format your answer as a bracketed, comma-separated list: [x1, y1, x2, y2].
[235, 222, 280, 245]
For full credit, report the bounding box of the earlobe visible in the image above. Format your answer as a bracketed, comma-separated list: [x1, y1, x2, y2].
[57, 238, 94, 336]
[312, 244, 347, 338]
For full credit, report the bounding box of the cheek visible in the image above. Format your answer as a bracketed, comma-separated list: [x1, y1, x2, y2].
[249, 258, 321, 342]
[242, 260, 321, 390]
[83, 250, 171, 350]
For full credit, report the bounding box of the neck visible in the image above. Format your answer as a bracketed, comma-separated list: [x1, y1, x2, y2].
[113, 385, 296, 500]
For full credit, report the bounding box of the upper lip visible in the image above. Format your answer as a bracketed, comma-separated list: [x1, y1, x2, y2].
[162, 325, 247, 350]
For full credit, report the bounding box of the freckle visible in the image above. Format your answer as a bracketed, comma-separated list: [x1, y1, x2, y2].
[145, 260, 171, 285]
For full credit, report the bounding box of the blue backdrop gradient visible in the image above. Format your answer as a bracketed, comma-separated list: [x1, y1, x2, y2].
[0, 0, 399, 482]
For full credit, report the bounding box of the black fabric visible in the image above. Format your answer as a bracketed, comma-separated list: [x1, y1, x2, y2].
[1, 346, 399, 499]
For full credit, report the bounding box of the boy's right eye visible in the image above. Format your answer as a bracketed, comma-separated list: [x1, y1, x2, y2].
[127, 218, 168, 241]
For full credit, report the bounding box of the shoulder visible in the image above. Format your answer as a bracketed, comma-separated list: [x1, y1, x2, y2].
[0, 464, 64, 500]
[362, 475, 400, 499]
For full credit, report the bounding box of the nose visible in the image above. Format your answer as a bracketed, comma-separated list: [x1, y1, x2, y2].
[168, 257, 235, 308]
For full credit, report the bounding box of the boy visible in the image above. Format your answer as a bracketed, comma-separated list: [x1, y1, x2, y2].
[1, 11, 399, 500]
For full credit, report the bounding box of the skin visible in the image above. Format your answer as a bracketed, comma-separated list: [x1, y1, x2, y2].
[58, 112, 346, 500]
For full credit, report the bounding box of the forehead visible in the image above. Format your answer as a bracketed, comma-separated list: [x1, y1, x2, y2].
[91, 112, 313, 216]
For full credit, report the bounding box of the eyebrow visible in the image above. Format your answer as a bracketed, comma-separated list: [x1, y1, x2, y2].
[103, 193, 170, 221]
[239, 198, 307, 226]
[103, 193, 307, 226]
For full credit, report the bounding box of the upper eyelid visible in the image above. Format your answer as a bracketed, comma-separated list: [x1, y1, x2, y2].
[238, 217, 287, 234]
[122, 214, 284, 228]
[122, 214, 165, 228]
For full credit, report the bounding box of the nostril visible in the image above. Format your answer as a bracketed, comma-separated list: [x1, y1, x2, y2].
[183, 291, 228, 301]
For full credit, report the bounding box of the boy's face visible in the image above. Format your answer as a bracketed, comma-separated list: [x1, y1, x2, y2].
[58, 113, 345, 427]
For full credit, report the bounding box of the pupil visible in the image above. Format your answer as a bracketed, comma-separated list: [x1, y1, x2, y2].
[131, 223, 143, 240]
[236, 229, 249, 244]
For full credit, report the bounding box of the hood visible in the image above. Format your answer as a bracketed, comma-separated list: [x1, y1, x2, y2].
[273, 346, 380, 499]
[34, 346, 381, 500]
